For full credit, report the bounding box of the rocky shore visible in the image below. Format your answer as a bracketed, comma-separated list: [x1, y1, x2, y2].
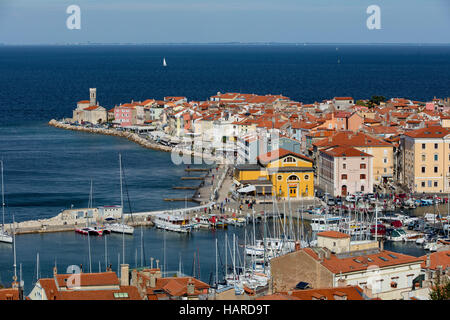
[48, 119, 221, 163]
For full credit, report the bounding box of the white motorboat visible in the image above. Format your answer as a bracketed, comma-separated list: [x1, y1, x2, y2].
[153, 212, 194, 233]
[107, 222, 134, 235]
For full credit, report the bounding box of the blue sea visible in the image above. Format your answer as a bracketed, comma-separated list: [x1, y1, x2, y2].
[1, 44, 446, 292]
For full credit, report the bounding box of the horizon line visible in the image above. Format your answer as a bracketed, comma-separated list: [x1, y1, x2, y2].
[1, 42, 450, 46]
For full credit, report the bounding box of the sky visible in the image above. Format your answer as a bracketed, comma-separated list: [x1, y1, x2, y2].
[0, 0, 449, 44]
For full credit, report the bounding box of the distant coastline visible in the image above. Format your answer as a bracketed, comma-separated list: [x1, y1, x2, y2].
[2, 42, 450, 47]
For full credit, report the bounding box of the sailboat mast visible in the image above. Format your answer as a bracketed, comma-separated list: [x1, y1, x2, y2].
[12, 212, 17, 282]
[1, 160, 5, 233]
[215, 237, 218, 286]
[233, 233, 236, 281]
[120, 154, 125, 264]
[88, 231, 92, 273]
[225, 233, 228, 280]
[105, 233, 108, 270]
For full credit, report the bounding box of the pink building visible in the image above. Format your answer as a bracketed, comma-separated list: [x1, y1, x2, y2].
[318, 146, 373, 197]
[114, 104, 137, 127]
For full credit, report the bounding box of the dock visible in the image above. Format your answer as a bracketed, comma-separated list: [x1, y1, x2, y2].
[185, 168, 209, 172]
[181, 177, 204, 180]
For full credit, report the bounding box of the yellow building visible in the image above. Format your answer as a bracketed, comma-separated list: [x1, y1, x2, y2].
[401, 125, 450, 193]
[234, 148, 314, 199]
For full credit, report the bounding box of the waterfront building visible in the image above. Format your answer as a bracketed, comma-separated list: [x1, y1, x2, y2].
[234, 148, 314, 199]
[312, 131, 394, 186]
[28, 267, 141, 300]
[400, 125, 450, 193]
[318, 146, 374, 196]
[131, 268, 210, 300]
[72, 88, 107, 124]
[114, 103, 138, 127]
[270, 231, 424, 300]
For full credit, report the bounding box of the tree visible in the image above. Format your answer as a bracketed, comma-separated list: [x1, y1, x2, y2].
[356, 100, 368, 107]
[368, 96, 386, 108]
[429, 274, 450, 300]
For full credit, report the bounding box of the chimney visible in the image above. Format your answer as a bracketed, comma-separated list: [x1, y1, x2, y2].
[187, 278, 195, 296]
[150, 257, 154, 269]
[437, 265, 443, 276]
[318, 250, 325, 262]
[149, 272, 157, 288]
[120, 264, 129, 286]
[426, 254, 431, 268]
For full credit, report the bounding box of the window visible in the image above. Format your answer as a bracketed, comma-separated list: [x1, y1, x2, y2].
[343, 163, 346, 169]
[434, 167, 438, 173]
[287, 175, 299, 181]
[284, 156, 296, 163]
[434, 154, 438, 161]
[422, 166, 426, 173]
[277, 175, 282, 181]
[421, 182, 426, 187]
[384, 168, 387, 173]
[422, 143, 426, 149]
[434, 181, 438, 187]
[360, 174, 366, 179]
[361, 185, 365, 192]
[383, 158, 387, 164]
[422, 154, 426, 161]
[304, 175, 309, 180]
[428, 180, 432, 187]
[341, 174, 347, 180]
[435, 143, 438, 149]
[360, 163, 366, 169]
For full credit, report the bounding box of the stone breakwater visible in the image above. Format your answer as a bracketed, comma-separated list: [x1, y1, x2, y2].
[48, 119, 221, 163]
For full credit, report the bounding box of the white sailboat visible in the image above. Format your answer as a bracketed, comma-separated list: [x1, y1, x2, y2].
[107, 154, 134, 235]
[0, 160, 13, 244]
[163, 57, 167, 67]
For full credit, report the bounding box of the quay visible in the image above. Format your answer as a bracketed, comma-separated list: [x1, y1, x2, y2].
[181, 176, 204, 180]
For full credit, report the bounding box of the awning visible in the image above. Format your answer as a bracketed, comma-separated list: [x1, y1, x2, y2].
[237, 185, 256, 193]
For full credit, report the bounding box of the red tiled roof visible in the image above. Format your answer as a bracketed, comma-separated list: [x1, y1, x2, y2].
[257, 148, 313, 164]
[313, 131, 392, 148]
[303, 248, 422, 274]
[419, 250, 450, 270]
[403, 126, 450, 139]
[54, 272, 120, 288]
[321, 146, 372, 158]
[317, 231, 350, 239]
[0, 288, 20, 300]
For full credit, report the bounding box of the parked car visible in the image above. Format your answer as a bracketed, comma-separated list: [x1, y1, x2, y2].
[346, 195, 356, 202]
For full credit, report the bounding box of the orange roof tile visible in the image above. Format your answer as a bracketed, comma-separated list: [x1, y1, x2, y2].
[317, 231, 350, 239]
